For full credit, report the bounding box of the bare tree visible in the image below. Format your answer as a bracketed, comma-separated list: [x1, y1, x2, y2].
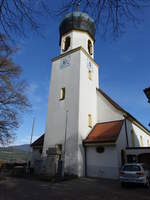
[0, 35, 30, 145]
[0, 0, 50, 42]
[0, 1, 149, 144]
[56, 0, 150, 38]
[0, 0, 149, 41]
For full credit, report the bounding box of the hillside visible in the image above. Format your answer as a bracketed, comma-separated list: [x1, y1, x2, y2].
[10, 144, 31, 152]
[0, 144, 31, 162]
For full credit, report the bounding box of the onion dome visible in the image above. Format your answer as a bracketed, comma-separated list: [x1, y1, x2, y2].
[59, 12, 96, 43]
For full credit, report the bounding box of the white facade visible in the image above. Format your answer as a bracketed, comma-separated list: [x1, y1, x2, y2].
[43, 28, 99, 176]
[126, 120, 150, 148]
[96, 90, 123, 122]
[86, 92, 150, 179]
[43, 50, 80, 175]
[96, 89, 150, 149]
[86, 145, 119, 179]
[41, 13, 150, 179]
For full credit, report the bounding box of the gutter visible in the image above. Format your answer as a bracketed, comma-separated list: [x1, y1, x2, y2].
[84, 142, 116, 147]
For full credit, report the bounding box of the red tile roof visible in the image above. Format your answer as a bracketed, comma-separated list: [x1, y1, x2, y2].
[84, 120, 124, 144]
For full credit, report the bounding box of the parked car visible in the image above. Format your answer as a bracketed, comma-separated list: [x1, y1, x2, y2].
[120, 163, 150, 187]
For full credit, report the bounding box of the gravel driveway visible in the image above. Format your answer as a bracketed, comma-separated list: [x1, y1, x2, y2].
[0, 177, 150, 200]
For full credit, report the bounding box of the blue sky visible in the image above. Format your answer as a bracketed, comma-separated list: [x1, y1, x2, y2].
[12, 4, 150, 145]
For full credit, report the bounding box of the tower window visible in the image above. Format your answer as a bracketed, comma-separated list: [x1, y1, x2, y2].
[131, 130, 135, 147]
[88, 70, 92, 80]
[140, 136, 143, 147]
[88, 114, 92, 128]
[60, 88, 65, 100]
[63, 36, 71, 52]
[88, 40, 93, 55]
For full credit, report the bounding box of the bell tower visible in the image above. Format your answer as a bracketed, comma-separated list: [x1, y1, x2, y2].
[59, 12, 95, 58]
[43, 11, 99, 177]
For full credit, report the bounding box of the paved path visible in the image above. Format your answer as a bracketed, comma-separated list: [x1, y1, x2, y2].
[0, 177, 150, 200]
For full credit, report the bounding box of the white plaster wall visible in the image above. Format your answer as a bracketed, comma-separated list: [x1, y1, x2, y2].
[86, 122, 126, 179]
[125, 119, 150, 148]
[97, 91, 124, 123]
[43, 47, 99, 176]
[86, 146, 119, 179]
[78, 50, 99, 176]
[43, 50, 81, 175]
[61, 31, 94, 58]
[116, 121, 127, 167]
[96, 90, 150, 149]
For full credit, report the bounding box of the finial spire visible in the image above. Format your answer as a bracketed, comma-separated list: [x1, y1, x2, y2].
[77, 0, 80, 11]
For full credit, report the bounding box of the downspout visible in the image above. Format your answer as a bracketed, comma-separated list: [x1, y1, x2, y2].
[124, 118, 129, 148]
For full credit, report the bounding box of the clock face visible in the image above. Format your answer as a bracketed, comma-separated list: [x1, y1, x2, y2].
[60, 56, 71, 69]
[87, 59, 93, 71]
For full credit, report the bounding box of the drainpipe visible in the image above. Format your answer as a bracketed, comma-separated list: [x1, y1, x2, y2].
[124, 118, 129, 148]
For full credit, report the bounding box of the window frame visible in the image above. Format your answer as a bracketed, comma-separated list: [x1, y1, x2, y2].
[88, 114, 92, 128]
[59, 88, 65, 101]
[88, 39, 93, 55]
[88, 69, 92, 80]
[62, 36, 71, 52]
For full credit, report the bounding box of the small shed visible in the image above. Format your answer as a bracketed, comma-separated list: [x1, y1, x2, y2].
[31, 134, 44, 171]
[84, 120, 124, 179]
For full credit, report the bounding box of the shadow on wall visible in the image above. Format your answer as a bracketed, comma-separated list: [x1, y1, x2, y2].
[126, 122, 150, 165]
[126, 121, 141, 148]
[32, 131, 83, 177]
[63, 132, 79, 176]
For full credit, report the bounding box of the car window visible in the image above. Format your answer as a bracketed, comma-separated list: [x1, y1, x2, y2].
[123, 165, 141, 171]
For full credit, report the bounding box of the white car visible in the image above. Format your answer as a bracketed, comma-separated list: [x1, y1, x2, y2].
[120, 163, 150, 188]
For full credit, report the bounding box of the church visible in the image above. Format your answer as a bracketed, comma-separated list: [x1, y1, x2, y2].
[31, 11, 150, 179]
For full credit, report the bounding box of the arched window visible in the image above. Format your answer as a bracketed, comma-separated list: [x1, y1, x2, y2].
[63, 36, 71, 52]
[88, 114, 92, 128]
[60, 88, 65, 100]
[88, 40, 93, 55]
[88, 69, 92, 80]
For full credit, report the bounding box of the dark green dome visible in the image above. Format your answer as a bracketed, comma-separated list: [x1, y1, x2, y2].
[59, 12, 96, 42]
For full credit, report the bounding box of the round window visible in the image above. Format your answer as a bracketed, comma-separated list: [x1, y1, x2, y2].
[96, 146, 105, 153]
